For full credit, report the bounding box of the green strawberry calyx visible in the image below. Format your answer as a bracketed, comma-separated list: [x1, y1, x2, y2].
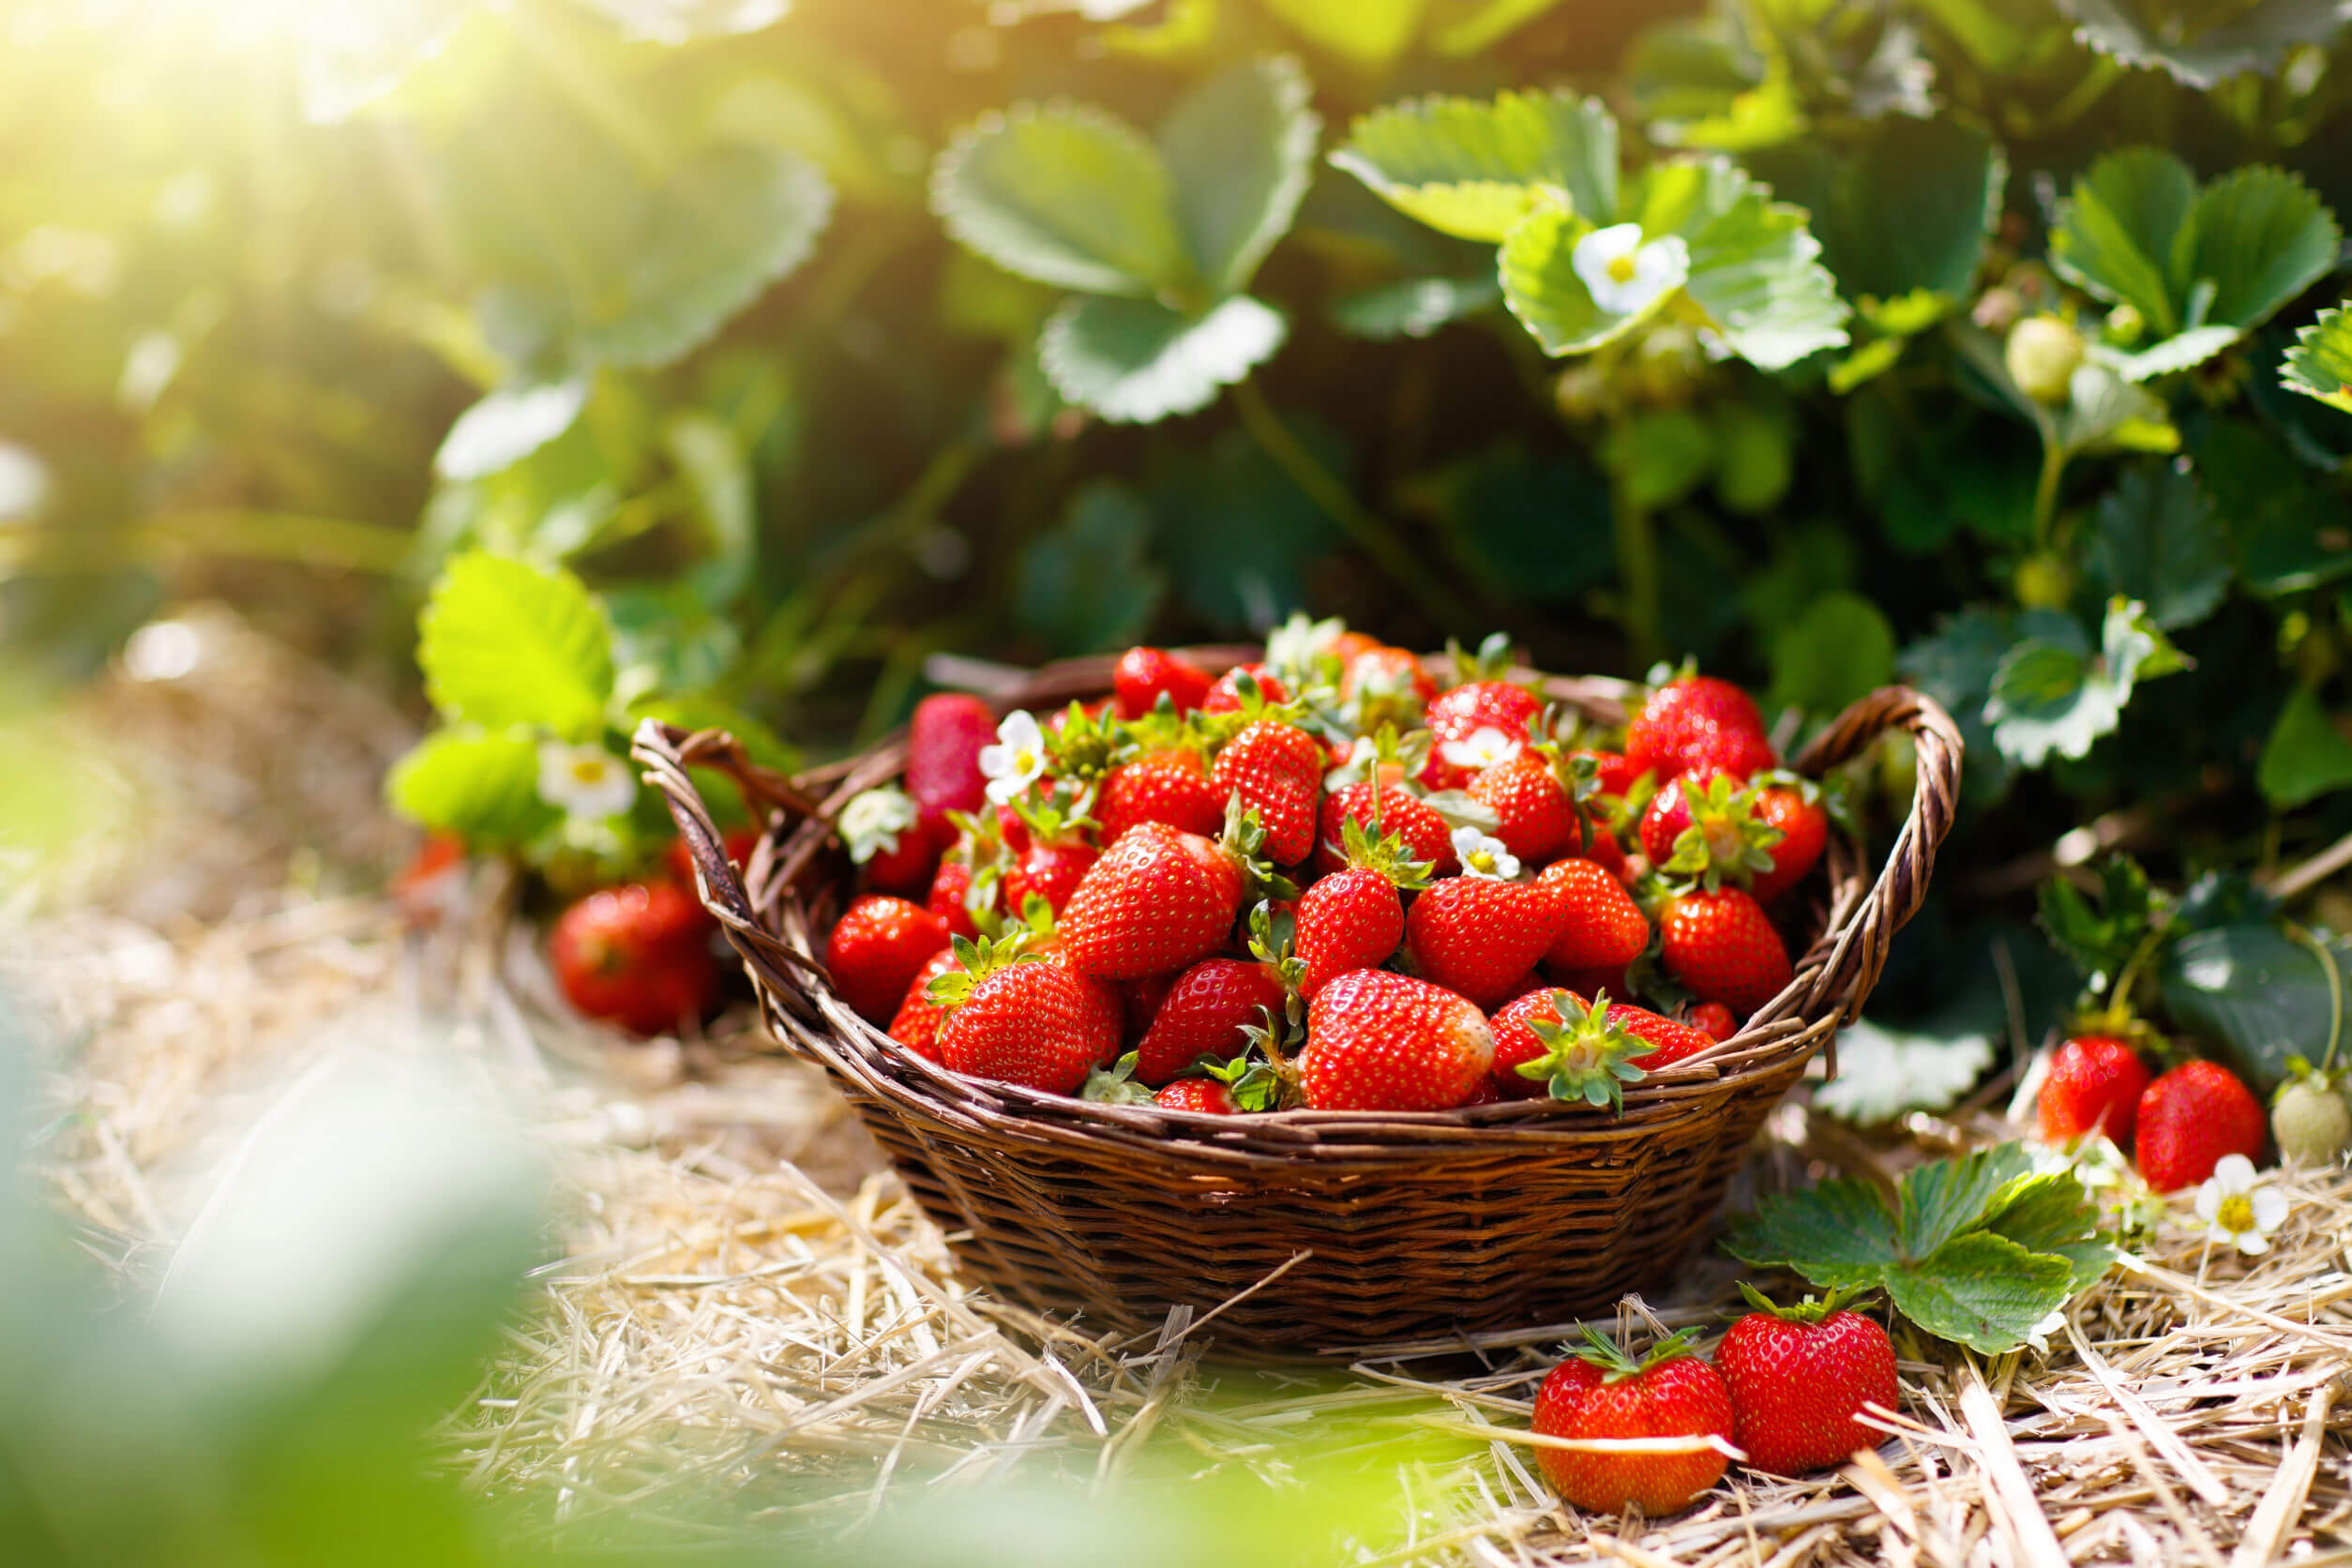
[1446, 629, 1518, 686]
[1041, 701, 1125, 784]
[1732, 1279, 1880, 1323]
[923, 931, 1043, 1006]
[1245, 898, 1309, 1003]
[1513, 988, 1657, 1113]
[1336, 818, 1435, 892]
[1218, 795, 1300, 902]
[1209, 1003, 1301, 1111]
[1661, 775, 1786, 893]
[1571, 1322, 1705, 1384]
[1082, 1050, 1158, 1106]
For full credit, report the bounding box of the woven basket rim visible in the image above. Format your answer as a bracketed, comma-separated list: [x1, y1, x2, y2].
[634, 649, 1963, 1153]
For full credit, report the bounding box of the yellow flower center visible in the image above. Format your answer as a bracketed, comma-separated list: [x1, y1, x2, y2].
[2215, 1193, 2255, 1233]
[570, 760, 607, 783]
[1015, 747, 1038, 774]
[1469, 849, 1498, 874]
[1607, 253, 1639, 284]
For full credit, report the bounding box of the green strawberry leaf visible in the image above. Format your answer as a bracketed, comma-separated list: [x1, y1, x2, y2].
[2055, 0, 2352, 89]
[932, 102, 1196, 297]
[1427, 0, 1571, 54]
[1328, 274, 1502, 339]
[2056, 362, 2179, 457]
[1329, 89, 1620, 244]
[434, 379, 590, 481]
[1882, 1234, 2074, 1355]
[2184, 166, 2342, 334]
[2161, 923, 2352, 1097]
[2037, 852, 2158, 993]
[385, 729, 559, 841]
[1726, 1142, 2112, 1354]
[1260, 0, 1424, 67]
[2049, 148, 2200, 337]
[2282, 304, 2352, 415]
[1767, 590, 1895, 716]
[1038, 294, 1287, 423]
[2090, 324, 2243, 382]
[1015, 481, 1167, 655]
[2257, 686, 2352, 809]
[2086, 461, 2231, 631]
[1626, 158, 1851, 369]
[1984, 597, 2185, 768]
[1814, 118, 2007, 309]
[1157, 56, 1320, 300]
[418, 552, 615, 741]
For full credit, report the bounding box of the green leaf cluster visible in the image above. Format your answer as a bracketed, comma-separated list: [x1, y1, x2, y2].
[1725, 1144, 2119, 1354]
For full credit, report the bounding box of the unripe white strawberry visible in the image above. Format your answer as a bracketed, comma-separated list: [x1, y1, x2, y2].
[2272, 1077, 2351, 1166]
[2005, 314, 2084, 405]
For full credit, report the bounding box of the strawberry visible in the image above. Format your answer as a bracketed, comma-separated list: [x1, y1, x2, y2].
[1201, 662, 1290, 714]
[2036, 1034, 2150, 1147]
[1625, 674, 1775, 784]
[1096, 747, 1224, 845]
[1212, 719, 1323, 865]
[1488, 988, 1657, 1106]
[1316, 781, 1457, 876]
[1153, 1078, 1237, 1114]
[824, 894, 954, 1022]
[550, 882, 721, 1037]
[926, 854, 988, 942]
[932, 938, 1122, 1094]
[1470, 749, 1581, 865]
[1581, 827, 1630, 884]
[2135, 1060, 2265, 1192]
[1747, 783, 1829, 904]
[1423, 681, 1543, 789]
[393, 832, 468, 929]
[1407, 855, 1564, 1011]
[1299, 969, 1495, 1111]
[1003, 836, 1098, 916]
[906, 694, 997, 838]
[1340, 643, 1437, 730]
[1538, 859, 1651, 974]
[1112, 645, 1214, 718]
[886, 947, 964, 1063]
[837, 785, 941, 897]
[1639, 773, 1780, 889]
[1660, 886, 1792, 1016]
[1531, 1327, 1735, 1515]
[1060, 807, 1268, 982]
[1713, 1287, 1899, 1476]
[1575, 749, 1644, 799]
[1119, 971, 1177, 1045]
[1295, 821, 1431, 999]
[1689, 1002, 1739, 1042]
[1134, 957, 1287, 1085]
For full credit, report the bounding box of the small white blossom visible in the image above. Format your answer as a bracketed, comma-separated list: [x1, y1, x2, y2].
[2193, 1154, 2288, 1256]
[536, 741, 635, 819]
[1451, 824, 1520, 882]
[1572, 222, 1691, 317]
[839, 785, 917, 862]
[1439, 725, 1522, 773]
[978, 710, 1048, 807]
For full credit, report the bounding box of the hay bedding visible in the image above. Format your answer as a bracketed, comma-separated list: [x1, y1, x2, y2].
[13, 611, 2352, 1566]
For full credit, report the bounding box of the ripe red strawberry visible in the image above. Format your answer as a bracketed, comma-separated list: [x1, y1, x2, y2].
[1748, 784, 1829, 904]
[1212, 719, 1323, 865]
[934, 942, 1122, 1094]
[2135, 1060, 2265, 1191]
[1582, 828, 1630, 884]
[926, 854, 988, 942]
[1060, 816, 1258, 981]
[1407, 869, 1565, 1009]
[1316, 781, 1457, 875]
[1299, 969, 1495, 1110]
[837, 786, 941, 897]
[1470, 749, 1581, 865]
[550, 882, 721, 1037]
[1488, 988, 1656, 1105]
[1112, 645, 1214, 718]
[824, 894, 954, 1022]
[1532, 1327, 1735, 1515]
[1689, 1002, 1739, 1042]
[1133, 957, 1286, 1085]
[1003, 829, 1098, 916]
[1538, 859, 1651, 973]
[1153, 1078, 1237, 1114]
[1575, 749, 1644, 799]
[886, 947, 964, 1063]
[1341, 642, 1436, 708]
[1714, 1289, 1899, 1476]
[2037, 1034, 2150, 1146]
[1423, 680, 1543, 789]
[1200, 662, 1290, 714]
[1096, 747, 1224, 844]
[1660, 886, 1792, 1016]
[1118, 971, 1176, 1044]
[906, 694, 997, 837]
[1295, 822, 1431, 999]
[1625, 674, 1776, 784]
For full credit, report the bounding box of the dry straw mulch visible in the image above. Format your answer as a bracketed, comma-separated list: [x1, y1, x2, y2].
[13, 610, 2352, 1566]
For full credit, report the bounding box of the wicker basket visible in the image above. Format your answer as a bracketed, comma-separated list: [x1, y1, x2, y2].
[633, 653, 1963, 1357]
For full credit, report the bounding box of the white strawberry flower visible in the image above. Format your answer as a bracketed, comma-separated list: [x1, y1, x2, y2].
[536, 741, 635, 820]
[2193, 1154, 2288, 1256]
[1451, 825, 1520, 881]
[839, 784, 917, 862]
[979, 709, 1048, 806]
[1572, 222, 1691, 317]
[1439, 725, 1522, 773]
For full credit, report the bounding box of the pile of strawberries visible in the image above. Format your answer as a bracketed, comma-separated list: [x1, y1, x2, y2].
[821, 621, 1834, 1114]
[2037, 1034, 2267, 1191]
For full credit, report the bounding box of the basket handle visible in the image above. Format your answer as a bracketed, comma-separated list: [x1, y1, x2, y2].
[1782, 686, 1966, 1026]
[631, 718, 840, 1024]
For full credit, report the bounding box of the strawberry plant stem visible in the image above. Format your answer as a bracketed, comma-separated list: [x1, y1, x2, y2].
[2031, 441, 2067, 550]
[1229, 380, 1476, 634]
[1607, 415, 1662, 667]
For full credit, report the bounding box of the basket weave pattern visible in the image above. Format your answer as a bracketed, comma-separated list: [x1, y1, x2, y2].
[636, 655, 1962, 1355]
